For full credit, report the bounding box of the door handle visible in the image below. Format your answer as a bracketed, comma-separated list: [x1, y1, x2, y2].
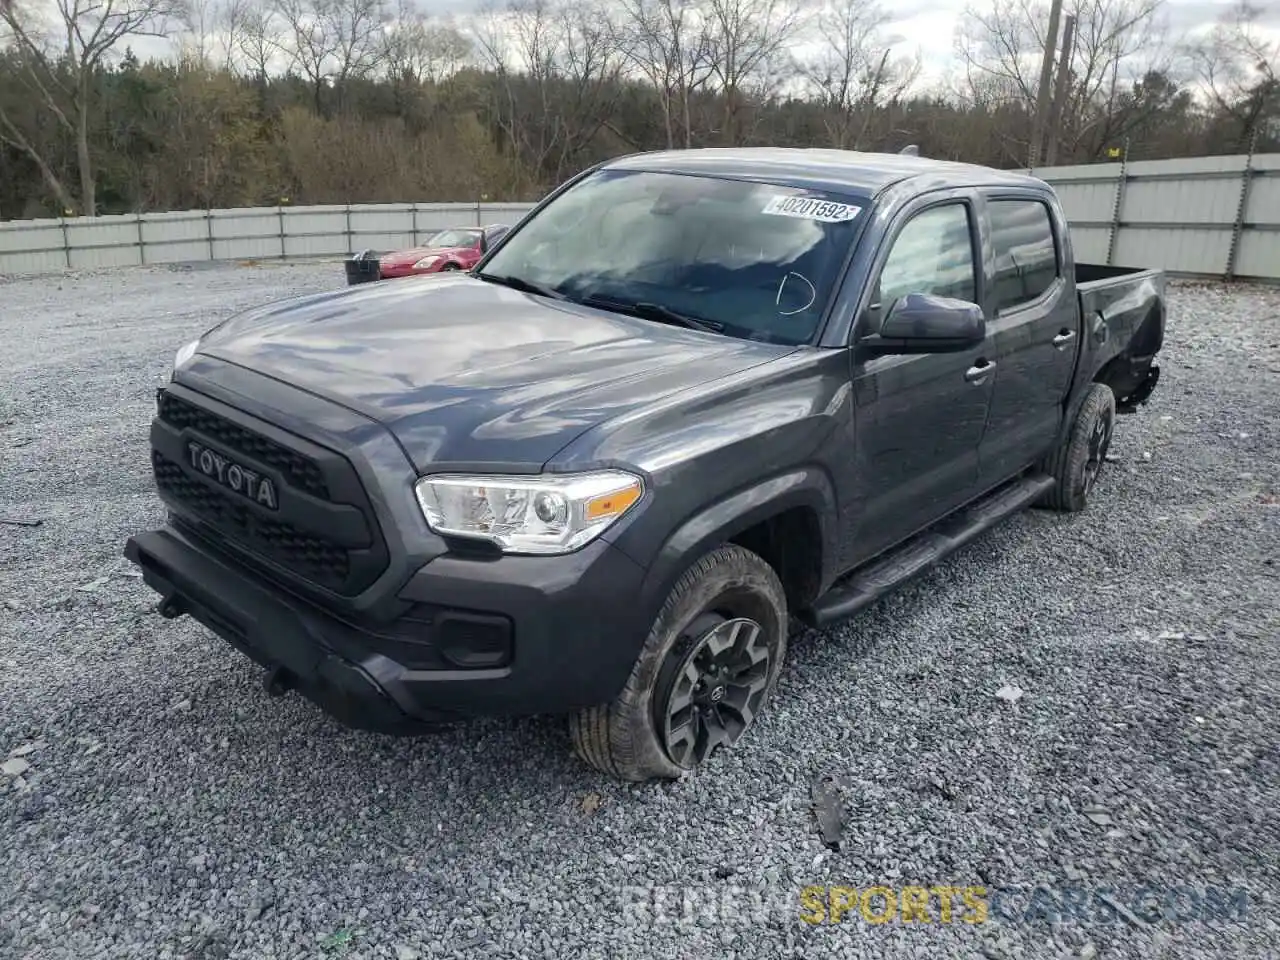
[1052, 330, 1077, 349]
[964, 360, 995, 384]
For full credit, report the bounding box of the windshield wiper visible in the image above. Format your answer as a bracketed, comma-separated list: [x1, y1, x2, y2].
[476, 272, 567, 300]
[580, 294, 724, 334]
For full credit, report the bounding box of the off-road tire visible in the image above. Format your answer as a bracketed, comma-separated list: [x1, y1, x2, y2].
[569, 544, 788, 782]
[1037, 382, 1117, 512]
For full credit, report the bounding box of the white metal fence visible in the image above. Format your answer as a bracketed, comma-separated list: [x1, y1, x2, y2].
[0, 153, 1277, 280]
[1039, 152, 1279, 281]
[0, 201, 536, 276]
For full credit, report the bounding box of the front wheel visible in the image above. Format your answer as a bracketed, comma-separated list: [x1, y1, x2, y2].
[569, 544, 788, 781]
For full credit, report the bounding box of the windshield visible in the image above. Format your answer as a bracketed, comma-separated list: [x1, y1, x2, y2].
[478, 169, 865, 344]
[429, 228, 481, 248]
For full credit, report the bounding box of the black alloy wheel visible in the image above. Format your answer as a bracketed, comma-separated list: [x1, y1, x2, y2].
[1082, 405, 1114, 496]
[656, 613, 774, 769]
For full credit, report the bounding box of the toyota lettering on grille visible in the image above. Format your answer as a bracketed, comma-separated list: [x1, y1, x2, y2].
[186, 439, 278, 510]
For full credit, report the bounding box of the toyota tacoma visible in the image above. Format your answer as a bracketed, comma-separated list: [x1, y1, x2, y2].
[125, 148, 1165, 781]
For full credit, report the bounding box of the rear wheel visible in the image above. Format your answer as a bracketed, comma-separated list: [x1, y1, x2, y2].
[1037, 382, 1116, 512]
[441, 262, 461, 271]
[569, 544, 787, 781]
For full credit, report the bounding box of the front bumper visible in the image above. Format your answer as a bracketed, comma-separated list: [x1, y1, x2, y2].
[125, 522, 652, 732]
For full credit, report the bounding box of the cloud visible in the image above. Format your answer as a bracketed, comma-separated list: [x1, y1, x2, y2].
[111, 0, 1271, 88]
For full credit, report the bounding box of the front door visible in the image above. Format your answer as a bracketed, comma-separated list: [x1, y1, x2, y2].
[845, 197, 996, 567]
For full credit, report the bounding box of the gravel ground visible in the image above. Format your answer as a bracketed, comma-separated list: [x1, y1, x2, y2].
[1, 263, 1278, 960]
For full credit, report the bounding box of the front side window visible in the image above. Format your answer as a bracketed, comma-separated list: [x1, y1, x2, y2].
[875, 203, 977, 313]
[989, 198, 1058, 313]
[478, 169, 867, 344]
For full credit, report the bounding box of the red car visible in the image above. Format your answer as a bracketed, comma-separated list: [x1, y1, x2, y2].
[345, 223, 511, 285]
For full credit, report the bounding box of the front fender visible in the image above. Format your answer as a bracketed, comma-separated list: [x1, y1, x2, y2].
[630, 466, 839, 624]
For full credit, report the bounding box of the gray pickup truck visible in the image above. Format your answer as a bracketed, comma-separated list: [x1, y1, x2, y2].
[125, 148, 1165, 781]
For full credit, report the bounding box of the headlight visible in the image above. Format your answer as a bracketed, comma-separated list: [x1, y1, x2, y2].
[173, 338, 200, 372]
[414, 470, 643, 554]
[413, 255, 441, 270]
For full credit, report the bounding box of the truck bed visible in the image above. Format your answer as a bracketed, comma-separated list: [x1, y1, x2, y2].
[1075, 262, 1156, 287]
[1073, 262, 1165, 410]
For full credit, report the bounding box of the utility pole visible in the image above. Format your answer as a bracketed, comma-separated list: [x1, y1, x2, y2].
[1028, 0, 1065, 170]
[1044, 13, 1076, 167]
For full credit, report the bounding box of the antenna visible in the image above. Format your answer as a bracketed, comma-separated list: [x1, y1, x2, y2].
[899, 144, 920, 157]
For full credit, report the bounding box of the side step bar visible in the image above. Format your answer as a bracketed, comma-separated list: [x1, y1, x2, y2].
[799, 473, 1056, 628]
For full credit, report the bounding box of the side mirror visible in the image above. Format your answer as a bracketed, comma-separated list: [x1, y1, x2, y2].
[860, 293, 986, 355]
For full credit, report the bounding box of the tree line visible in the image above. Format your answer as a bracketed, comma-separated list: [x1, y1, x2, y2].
[1, 0, 1276, 220]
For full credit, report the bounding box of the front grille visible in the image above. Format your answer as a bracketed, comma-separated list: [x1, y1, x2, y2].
[159, 392, 328, 499]
[154, 452, 350, 590]
[153, 388, 390, 596]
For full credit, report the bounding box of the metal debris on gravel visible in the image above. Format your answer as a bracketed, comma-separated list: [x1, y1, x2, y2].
[1, 758, 30, 778]
[811, 776, 847, 851]
[2, 265, 1278, 958]
[994, 684, 1025, 703]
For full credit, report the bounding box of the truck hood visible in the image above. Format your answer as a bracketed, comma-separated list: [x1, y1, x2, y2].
[198, 273, 794, 470]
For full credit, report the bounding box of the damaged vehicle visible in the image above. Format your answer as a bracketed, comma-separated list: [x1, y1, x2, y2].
[126, 148, 1165, 781]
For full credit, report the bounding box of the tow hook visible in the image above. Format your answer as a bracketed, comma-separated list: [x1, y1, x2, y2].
[264, 665, 294, 698]
[156, 593, 186, 619]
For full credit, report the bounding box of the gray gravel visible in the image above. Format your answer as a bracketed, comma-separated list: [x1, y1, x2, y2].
[2, 264, 1278, 959]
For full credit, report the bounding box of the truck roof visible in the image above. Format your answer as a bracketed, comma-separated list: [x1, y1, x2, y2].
[603, 147, 1046, 200]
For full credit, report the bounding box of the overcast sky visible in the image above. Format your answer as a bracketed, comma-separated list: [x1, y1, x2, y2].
[124, 0, 1278, 90]
[858, 0, 1278, 85]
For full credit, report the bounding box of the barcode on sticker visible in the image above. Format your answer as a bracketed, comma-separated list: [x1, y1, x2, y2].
[761, 195, 861, 222]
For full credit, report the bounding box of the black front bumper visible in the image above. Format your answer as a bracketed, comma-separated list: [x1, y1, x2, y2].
[125, 522, 652, 733]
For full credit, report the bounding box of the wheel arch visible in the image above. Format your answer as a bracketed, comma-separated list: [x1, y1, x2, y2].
[635, 467, 838, 621]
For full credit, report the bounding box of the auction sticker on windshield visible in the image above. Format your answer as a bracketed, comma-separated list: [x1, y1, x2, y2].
[761, 195, 862, 223]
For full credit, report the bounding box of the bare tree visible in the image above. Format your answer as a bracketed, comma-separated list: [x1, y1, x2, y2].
[474, 0, 556, 187]
[1069, 0, 1174, 155]
[615, 0, 715, 148]
[226, 0, 283, 79]
[273, 0, 387, 114]
[703, 0, 803, 144]
[801, 0, 919, 149]
[1188, 0, 1278, 149]
[381, 0, 470, 87]
[0, 0, 183, 214]
[548, 0, 626, 177]
[178, 0, 219, 64]
[476, 0, 624, 186]
[380, 0, 472, 122]
[955, 0, 1170, 163]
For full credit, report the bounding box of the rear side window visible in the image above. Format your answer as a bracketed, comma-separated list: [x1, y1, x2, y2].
[989, 199, 1058, 312]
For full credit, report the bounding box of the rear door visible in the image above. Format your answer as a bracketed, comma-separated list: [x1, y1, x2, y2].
[844, 192, 996, 565]
[975, 192, 1079, 485]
